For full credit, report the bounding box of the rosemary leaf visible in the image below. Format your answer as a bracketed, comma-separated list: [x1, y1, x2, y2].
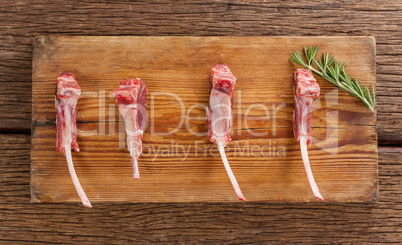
[289, 46, 376, 112]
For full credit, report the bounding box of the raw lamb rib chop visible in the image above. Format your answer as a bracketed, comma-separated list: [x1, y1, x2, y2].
[207, 64, 246, 201]
[293, 68, 324, 201]
[113, 78, 147, 179]
[56, 72, 92, 208]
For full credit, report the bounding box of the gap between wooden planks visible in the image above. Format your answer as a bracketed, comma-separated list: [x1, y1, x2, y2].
[31, 36, 377, 203]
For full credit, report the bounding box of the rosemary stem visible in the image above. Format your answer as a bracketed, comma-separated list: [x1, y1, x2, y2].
[289, 46, 375, 112]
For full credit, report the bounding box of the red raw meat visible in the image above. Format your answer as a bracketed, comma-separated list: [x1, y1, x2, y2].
[113, 78, 147, 179]
[207, 64, 246, 201]
[56, 72, 92, 208]
[293, 68, 323, 201]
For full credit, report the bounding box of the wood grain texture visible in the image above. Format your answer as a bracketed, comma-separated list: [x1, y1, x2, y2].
[2, 135, 401, 244]
[31, 36, 378, 203]
[0, 0, 400, 243]
[0, 0, 401, 144]
[0, 81, 31, 133]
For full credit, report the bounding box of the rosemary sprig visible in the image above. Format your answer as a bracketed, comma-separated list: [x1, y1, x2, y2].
[289, 46, 376, 112]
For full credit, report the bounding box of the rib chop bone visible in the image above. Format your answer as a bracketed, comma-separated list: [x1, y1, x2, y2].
[113, 78, 147, 179]
[56, 72, 92, 208]
[207, 64, 246, 201]
[293, 68, 324, 201]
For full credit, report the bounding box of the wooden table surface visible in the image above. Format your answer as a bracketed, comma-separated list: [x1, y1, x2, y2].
[0, 1, 401, 244]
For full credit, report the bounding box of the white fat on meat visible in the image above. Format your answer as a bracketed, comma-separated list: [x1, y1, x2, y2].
[209, 88, 232, 147]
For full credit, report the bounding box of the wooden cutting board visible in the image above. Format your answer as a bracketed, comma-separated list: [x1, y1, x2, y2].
[31, 36, 378, 203]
